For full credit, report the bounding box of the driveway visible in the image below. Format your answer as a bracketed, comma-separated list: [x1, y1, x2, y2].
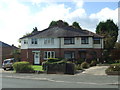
[81, 66, 109, 75]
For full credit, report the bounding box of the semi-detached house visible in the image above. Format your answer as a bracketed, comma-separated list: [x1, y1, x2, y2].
[20, 21, 104, 65]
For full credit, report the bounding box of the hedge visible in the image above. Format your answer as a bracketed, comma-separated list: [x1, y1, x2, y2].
[13, 61, 34, 73]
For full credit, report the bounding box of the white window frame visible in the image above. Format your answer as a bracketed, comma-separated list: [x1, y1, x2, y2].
[44, 51, 55, 59]
[23, 40, 28, 44]
[81, 37, 89, 44]
[44, 38, 54, 45]
[31, 38, 38, 44]
[64, 37, 75, 45]
[93, 37, 101, 44]
[64, 51, 75, 59]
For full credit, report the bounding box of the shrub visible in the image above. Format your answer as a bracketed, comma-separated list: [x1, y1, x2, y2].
[75, 64, 82, 70]
[81, 62, 89, 69]
[76, 59, 85, 64]
[13, 61, 34, 73]
[90, 60, 97, 67]
[105, 64, 120, 75]
[115, 60, 120, 63]
[42, 58, 64, 70]
[106, 64, 120, 72]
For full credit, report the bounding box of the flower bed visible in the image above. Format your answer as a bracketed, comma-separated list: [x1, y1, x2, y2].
[105, 63, 120, 75]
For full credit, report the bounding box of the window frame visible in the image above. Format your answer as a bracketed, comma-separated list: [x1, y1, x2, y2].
[64, 51, 75, 59]
[44, 51, 55, 59]
[44, 38, 54, 45]
[64, 37, 75, 45]
[31, 38, 38, 44]
[81, 37, 89, 44]
[23, 40, 28, 44]
[93, 37, 101, 44]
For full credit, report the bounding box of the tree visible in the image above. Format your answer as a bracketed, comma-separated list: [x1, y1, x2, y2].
[49, 20, 69, 27]
[32, 27, 38, 33]
[23, 32, 31, 37]
[72, 22, 82, 29]
[23, 27, 38, 37]
[96, 19, 119, 50]
[96, 19, 119, 63]
[49, 21, 57, 27]
[115, 42, 120, 49]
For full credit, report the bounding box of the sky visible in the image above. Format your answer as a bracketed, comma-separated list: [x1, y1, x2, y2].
[0, 0, 119, 46]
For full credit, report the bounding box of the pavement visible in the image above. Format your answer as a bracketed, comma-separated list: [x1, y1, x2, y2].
[1, 66, 119, 88]
[0, 66, 109, 75]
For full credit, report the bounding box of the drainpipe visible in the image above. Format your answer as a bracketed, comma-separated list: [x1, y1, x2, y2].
[101, 38, 103, 63]
[59, 37, 61, 58]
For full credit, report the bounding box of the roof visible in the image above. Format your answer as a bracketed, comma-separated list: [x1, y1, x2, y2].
[20, 25, 103, 39]
[82, 29, 104, 38]
[0, 41, 18, 48]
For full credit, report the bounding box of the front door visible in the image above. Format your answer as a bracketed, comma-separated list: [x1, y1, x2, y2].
[34, 52, 40, 64]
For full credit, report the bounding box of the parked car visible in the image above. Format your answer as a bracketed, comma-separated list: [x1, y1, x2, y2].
[2, 58, 16, 70]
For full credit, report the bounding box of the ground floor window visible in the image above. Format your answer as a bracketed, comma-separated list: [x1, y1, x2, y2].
[64, 51, 75, 59]
[44, 51, 55, 59]
[79, 51, 86, 60]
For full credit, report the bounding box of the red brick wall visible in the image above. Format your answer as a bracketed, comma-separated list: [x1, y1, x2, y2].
[21, 48, 103, 64]
[111, 49, 120, 60]
[1, 47, 18, 62]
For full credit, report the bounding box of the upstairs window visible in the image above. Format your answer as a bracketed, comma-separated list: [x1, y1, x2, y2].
[93, 37, 101, 44]
[81, 37, 89, 44]
[44, 38, 54, 45]
[23, 40, 28, 44]
[31, 38, 38, 44]
[64, 37, 75, 45]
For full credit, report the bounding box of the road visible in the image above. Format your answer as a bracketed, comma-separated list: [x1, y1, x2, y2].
[1, 72, 119, 88]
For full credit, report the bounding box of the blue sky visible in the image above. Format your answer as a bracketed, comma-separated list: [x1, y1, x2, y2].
[83, 2, 118, 15]
[0, 0, 119, 46]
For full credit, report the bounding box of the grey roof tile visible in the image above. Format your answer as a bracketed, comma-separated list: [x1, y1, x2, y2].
[20, 26, 103, 39]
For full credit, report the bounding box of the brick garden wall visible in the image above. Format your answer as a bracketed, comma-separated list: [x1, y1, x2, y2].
[1, 47, 18, 62]
[111, 49, 120, 60]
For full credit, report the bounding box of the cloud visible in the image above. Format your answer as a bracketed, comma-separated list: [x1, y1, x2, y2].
[90, 8, 118, 23]
[31, 3, 70, 30]
[0, 0, 31, 46]
[72, 0, 84, 8]
[0, 0, 119, 46]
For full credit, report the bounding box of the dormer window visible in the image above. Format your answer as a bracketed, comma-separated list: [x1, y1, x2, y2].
[31, 38, 38, 44]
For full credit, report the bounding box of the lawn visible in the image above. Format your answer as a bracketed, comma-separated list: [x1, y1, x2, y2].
[32, 65, 44, 71]
[111, 63, 120, 65]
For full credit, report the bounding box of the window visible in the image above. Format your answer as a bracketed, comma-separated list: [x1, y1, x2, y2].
[64, 51, 75, 59]
[81, 37, 89, 44]
[64, 37, 75, 45]
[93, 37, 100, 44]
[23, 40, 28, 44]
[44, 38, 54, 45]
[31, 38, 37, 44]
[44, 51, 55, 59]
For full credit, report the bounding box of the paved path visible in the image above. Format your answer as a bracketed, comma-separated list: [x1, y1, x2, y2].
[81, 66, 109, 75]
[1, 66, 119, 88]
